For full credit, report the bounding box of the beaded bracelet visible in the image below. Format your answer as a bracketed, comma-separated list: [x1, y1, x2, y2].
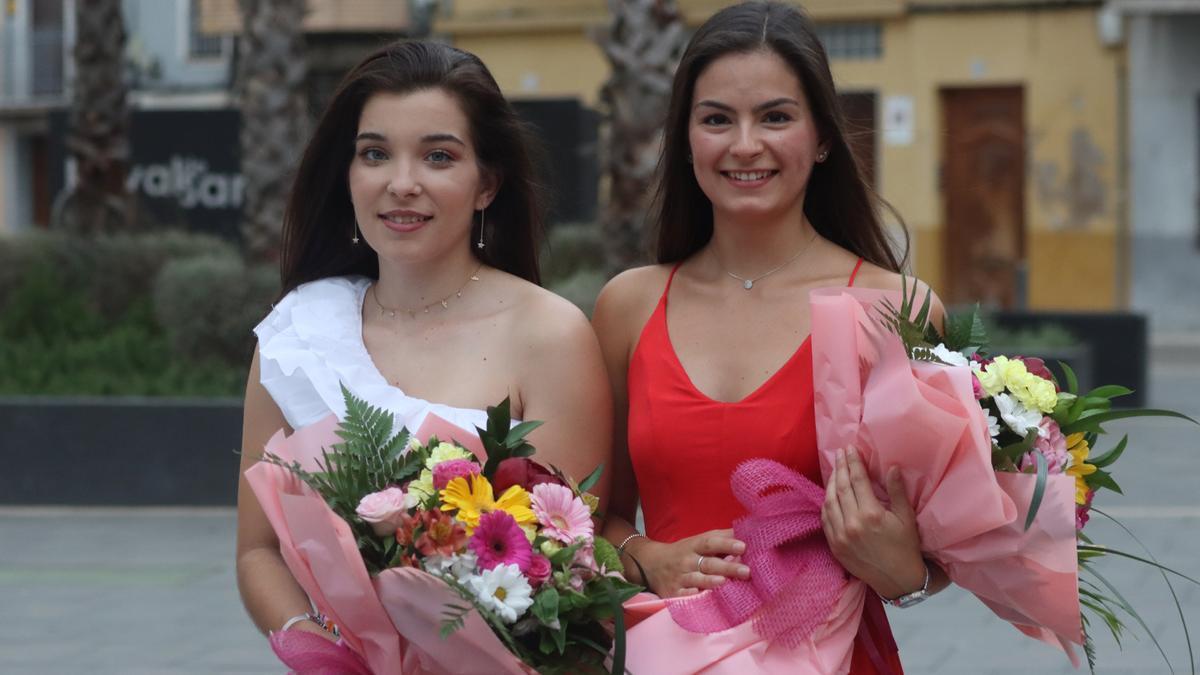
[280, 611, 340, 636]
[617, 532, 647, 555]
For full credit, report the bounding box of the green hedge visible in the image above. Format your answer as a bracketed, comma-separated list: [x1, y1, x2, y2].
[0, 231, 276, 397]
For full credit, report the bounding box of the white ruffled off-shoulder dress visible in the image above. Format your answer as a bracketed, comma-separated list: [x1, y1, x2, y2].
[253, 275, 494, 433]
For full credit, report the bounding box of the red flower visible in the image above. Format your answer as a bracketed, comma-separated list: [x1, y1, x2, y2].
[394, 511, 420, 548]
[414, 510, 468, 557]
[1017, 356, 1061, 392]
[491, 457, 566, 493]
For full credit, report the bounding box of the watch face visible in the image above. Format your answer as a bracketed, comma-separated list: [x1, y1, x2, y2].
[895, 591, 928, 608]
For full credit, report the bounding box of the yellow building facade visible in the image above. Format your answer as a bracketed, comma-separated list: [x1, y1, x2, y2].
[439, 0, 1124, 311]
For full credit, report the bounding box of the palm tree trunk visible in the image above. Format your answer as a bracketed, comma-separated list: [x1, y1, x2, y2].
[236, 0, 308, 261]
[594, 0, 686, 274]
[52, 0, 130, 233]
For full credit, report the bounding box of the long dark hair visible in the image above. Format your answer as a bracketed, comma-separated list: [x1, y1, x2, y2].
[654, 1, 907, 272]
[279, 41, 545, 296]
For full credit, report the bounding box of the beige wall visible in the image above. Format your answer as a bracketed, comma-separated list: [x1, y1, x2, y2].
[439, 3, 1122, 310]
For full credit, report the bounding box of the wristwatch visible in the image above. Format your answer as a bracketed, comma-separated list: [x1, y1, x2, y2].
[881, 561, 930, 608]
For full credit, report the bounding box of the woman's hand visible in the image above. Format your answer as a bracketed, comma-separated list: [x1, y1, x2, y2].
[629, 528, 751, 598]
[821, 447, 927, 600]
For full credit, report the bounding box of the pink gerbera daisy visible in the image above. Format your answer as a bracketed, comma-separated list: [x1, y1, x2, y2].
[530, 483, 593, 544]
[469, 510, 533, 572]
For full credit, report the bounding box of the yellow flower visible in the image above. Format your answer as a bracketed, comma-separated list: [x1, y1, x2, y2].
[439, 474, 535, 533]
[426, 442, 473, 470]
[1009, 372, 1058, 413]
[976, 357, 1011, 396]
[1065, 433, 1097, 504]
[407, 469, 436, 501]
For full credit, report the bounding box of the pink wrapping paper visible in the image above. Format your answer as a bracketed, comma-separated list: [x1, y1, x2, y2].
[620, 287, 1081, 674]
[245, 413, 530, 674]
[809, 287, 1082, 662]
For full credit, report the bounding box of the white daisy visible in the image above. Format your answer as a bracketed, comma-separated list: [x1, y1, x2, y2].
[468, 563, 534, 624]
[994, 393, 1043, 437]
[931, 343, 969, 367]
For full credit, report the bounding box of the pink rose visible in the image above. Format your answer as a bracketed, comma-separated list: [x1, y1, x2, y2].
[356, 487, 409, 537]
[526, 555, 552, 588]
[432, 458, 481, 490]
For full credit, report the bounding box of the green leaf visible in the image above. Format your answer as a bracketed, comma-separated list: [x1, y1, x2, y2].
[1084, 384, 1134, 400]
[1059, 361, 1079, 396]
[1082, 564, 1175, 672]
[1077, 545, 1200, 586]
[532, 587, 561, 627]
[1090, 508, 1195, 673]
[994, 428, 1038, 467]
[1024, 451, 1048, 531]
[606, 577, 629, 675]
[507, 420, 544, 443]
[1087, 468, 1123, 495]
[1088, 435, 1128, 469]
[577, 463, 604, 493]
[1063, 408, 1198, 435]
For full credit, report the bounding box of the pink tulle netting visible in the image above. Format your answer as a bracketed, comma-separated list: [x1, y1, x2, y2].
[667, 458, 845, 647]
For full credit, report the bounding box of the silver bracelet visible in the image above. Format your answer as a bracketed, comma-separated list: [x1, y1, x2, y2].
[617, 532, 647, 555]
[280, 612, 315, 632]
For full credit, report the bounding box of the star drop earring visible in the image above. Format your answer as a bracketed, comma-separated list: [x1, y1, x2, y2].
[476, 208, 486, 250]
[352, 219, 360, 244]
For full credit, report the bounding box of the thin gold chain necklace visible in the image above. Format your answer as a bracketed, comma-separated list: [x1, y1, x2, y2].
[710, 230, 818, 290]
[370, 264, 482, 319]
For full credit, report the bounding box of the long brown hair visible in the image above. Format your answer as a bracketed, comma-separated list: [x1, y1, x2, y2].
[279, 40, 545, 296]
[654, 1, 907, 271]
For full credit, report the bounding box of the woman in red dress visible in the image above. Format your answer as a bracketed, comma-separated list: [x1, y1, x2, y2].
[594, 3, 950, 672]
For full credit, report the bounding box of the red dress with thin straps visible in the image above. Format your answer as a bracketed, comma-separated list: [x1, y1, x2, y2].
[626, 259, 903, 674]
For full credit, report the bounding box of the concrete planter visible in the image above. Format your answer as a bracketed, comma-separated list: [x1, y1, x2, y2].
[991, 311, 1147, 407]
[1, 396, 243, 506]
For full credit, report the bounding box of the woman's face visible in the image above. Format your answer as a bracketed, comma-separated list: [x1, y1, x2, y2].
[348, 88, 495, 265]
[687, 49, 826, 224]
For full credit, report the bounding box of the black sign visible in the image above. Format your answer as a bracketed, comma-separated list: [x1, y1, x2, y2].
[49, 108, 243, 240]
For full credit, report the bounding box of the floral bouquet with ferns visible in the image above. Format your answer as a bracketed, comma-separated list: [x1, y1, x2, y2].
[246, 386, 640, 675]
[876, 280, 1199, 672]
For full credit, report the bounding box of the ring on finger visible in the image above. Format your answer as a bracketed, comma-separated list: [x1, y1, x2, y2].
[697, 555, 706, 573]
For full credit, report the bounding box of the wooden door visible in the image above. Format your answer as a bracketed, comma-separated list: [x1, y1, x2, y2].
[839, 92, 877, 189]
[941, 87, 1025, 307]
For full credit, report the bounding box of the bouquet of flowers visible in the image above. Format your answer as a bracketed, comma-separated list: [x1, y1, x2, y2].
[882, 281, 1199, 671]
[620, 282, 1195, 675]
[246, 386, 640, 674]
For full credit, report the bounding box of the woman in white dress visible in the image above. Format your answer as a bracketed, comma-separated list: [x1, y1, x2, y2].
[235, 41, 612, 642]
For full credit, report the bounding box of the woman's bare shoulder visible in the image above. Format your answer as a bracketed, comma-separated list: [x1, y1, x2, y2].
[852, 263, 947, 330]
[592, 264, 673, 339]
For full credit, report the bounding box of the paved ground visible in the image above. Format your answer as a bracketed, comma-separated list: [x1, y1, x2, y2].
[2, 356, 1197, 674]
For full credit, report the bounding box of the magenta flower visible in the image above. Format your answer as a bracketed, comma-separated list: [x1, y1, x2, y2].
[530, 483, 593, 544]
[526, 554, 552, 588]
[1076, 489, 1095, 531]
[469, 510, 533, 572]
[432, 458, 481, 490]
[1020, 418, 1069, 474]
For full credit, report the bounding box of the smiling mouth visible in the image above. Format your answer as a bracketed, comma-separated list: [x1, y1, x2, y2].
[381, 214, 432, 225]
[722, 170, 778, 182]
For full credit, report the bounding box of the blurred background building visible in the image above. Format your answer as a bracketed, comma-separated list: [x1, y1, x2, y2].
[1, 0, 1198, 330]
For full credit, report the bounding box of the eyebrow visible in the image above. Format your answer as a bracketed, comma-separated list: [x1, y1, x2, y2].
[693, 97, 802, 113]
[353, 131, 466, 146]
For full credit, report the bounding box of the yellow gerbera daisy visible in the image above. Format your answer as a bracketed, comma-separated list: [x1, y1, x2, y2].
[439, 473, 535, 533]
[1065, 432, 1096, 504]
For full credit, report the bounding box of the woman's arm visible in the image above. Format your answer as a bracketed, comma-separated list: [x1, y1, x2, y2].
[590, 269, 750, 597]
[516, 297, 614, 516]
[235, 348, 333, 639]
